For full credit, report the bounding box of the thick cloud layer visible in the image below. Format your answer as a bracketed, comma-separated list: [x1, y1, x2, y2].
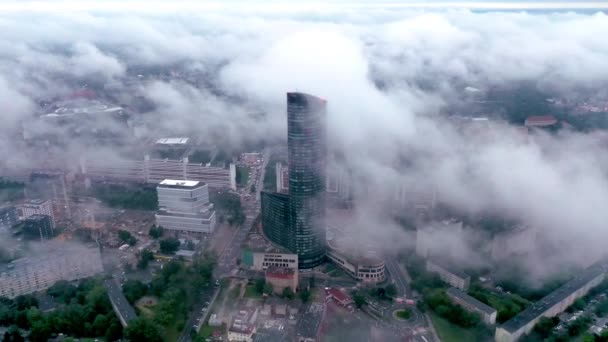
[1, 2, 608, 278]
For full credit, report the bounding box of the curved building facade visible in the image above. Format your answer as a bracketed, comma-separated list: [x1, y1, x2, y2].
[287, 92, 327, 269]
[261, 191, 293, 252]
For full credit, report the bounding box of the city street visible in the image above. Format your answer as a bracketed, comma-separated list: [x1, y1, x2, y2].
[178, 149, 269, 342]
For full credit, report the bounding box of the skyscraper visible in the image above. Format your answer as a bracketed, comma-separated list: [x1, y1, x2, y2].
[261, 92, 327, 269]
[287, 92, 327, 269]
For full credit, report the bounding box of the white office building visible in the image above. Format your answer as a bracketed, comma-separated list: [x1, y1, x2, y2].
[155, 179, 216, 233]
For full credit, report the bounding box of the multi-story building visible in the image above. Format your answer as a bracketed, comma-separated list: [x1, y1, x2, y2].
[447, 287, 497, 325]
[0, 243, 104, 298]
[275, 162, 289, 193]
[262, 93, 327, 269]
[155, 179, 216, 233]
[228, 308, 258, 342]
[240, 250, 298, 271]
[21, 199, 55, 228]
[287, 92, 327, 269]
[495, 261, 608, 342]
[426, 259, 470, 291]
[326, 237, 385, 284]
[261, 191, 293, 251]
[0, 206, 17, 232]
[265, 266, 298, 294]
[22, 214, 54, 241]
[80, 155, 236, 190]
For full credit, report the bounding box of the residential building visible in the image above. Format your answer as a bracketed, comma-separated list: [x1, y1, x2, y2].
[426, 259, 470, 291]
[155, 179, 216, 233]
[447, 287, 497, 324]
[228, 308, 258, 342]
[0, 206, 17, 232]
[21, 199, 55, 228]
[296, 302, 326, 342]
[0, 243, 104, 298]
[240, 250, 298, 271]
[265, 266, 298, 294]
[495, 261, 608, 342]
[22, 214, 54, 241]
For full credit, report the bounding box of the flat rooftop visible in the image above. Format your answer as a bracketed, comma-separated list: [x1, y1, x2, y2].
[158, 179, 201, 187]
[447, 287, 496, 315]
[501, 261, 608, 333]
[427, 257, 470, 280]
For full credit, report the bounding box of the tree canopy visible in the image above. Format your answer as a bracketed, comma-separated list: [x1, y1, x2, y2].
[159, 237, 181, 254]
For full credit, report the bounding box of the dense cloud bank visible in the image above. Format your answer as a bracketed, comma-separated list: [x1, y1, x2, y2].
[1, 3, 608, 276]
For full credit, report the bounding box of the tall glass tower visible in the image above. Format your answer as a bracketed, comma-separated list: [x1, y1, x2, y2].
[287, 92, 327, 269]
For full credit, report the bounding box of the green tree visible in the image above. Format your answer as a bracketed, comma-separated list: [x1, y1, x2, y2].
[118, 230, 133, 243]
[47, 280, 77, 303]
[159, 237, 181, 254]
[353, 292, 366, 308]
[122, 280, 148, 304]
[263, 282, 274, 295]
[91, 314, 109, 336]
[255, 279, 266, 294]
[386, 284, 397, 298]
[282, 287, 295, 300]
[299, 288, 311, 303]
[14, 295, 38, 310]
[568, 315, 592, 337]
[124, 318, 163, 342]
[137, 249, 155, 269]
[3, 325, 24, 342]
[29, 320, 51, 342]
[105, 321, 123, 341]
[533, 316, 559, 339]
[149, 225, 164, 239]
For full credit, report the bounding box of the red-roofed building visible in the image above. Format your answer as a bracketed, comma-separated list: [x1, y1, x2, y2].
[524, 115, 558, 128]
[325, 288, 353, 308]
[265, 266, 298, 294]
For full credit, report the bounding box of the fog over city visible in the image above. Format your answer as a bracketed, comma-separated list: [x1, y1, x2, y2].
[2, 0, 608, 281]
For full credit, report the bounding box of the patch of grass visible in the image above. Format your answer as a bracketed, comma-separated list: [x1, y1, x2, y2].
[396, 309, 412, 320]
[429, 312, 477, 342]
[199, 324, 214, 338]
[244, 284, 262, 299]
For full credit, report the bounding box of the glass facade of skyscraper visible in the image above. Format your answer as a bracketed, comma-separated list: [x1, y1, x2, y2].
[287, 92, 327, 269]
